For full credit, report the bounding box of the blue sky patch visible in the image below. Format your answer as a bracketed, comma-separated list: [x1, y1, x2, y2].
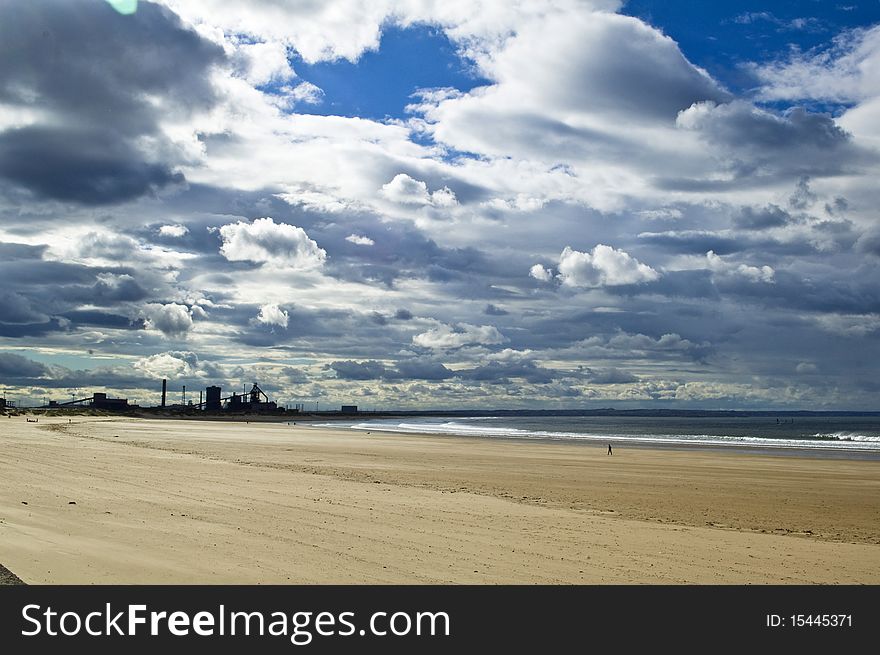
[293, 25, 490, 120]
[622, 0, 880, 98]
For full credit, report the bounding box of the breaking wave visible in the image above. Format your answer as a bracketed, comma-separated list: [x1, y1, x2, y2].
[313, 420, 880, 452]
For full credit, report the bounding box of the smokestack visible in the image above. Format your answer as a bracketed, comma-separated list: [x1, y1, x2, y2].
[161, 379, 167, 408]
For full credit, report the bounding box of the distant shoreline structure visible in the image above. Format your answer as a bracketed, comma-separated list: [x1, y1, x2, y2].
[3, 405, 879, 420]
[4, 378, 878, 419]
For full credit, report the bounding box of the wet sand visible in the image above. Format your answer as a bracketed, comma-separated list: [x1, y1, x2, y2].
[1, 415, 878, 584]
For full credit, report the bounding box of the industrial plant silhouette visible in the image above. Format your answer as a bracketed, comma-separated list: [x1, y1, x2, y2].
[2, 380, 334, 415]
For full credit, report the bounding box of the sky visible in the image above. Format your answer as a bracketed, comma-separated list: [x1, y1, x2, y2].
[1, 0, 880, 410]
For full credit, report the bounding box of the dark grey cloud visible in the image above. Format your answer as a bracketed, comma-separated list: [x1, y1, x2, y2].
[392, 359, 455, 381]
[341, 230, 491, 286]
[369, 312, 388, 326]
[608, 270, 720, 301]
[0, 291, 49, 324]
[0, 246, 172, 340]
[0, 127, 185, 205]
[0, 317, 68, 339]
[328, 357, 574, 385]
[87, 277, 150, 305]
[234, 305, 360, 347]
[0, 353, 51, 379]
[714, 269, 880, 315]
[329, 359, 456, 382]
[280, 366, 310, 385]
[637, 230, 746, 255]
[824, 196, 848, 216]
[60, 310, 144, 330]
[0, 0, 225, 204]
[855, 228, 880, 258]
[694, 105, 833, 149]
[0, 259, 98, 286]
[733, 204, 791, 230]
[484, 303, 509, 316]
[459, 360, 556, 384]
[329, 360, 386, 381]
[0, 242, 47, 260]
[0, 1, 223, 130]
[585, 368, 639, 384]
[636, 229, 819, 258]
[789, 176, 818, 210]
[498, 303, 720, 362]
[674, 103, 872, 186]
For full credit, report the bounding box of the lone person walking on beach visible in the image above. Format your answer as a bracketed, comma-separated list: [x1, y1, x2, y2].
[607, 443, 613, 456]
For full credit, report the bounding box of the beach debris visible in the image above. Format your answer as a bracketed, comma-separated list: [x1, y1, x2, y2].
[68, 501, 76, 505]
[20, 501, 27, 505]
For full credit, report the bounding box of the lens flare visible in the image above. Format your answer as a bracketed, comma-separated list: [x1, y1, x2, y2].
[105, 0, 137, 15]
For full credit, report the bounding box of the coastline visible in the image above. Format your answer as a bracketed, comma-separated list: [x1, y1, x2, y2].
[319, 422, 880, 462]
[1, 415, 878, 584]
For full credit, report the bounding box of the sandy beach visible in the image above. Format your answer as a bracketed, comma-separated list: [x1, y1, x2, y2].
[1, 415, 878, 584]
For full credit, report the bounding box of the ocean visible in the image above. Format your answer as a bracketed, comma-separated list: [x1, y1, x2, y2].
[316, 414, 880, 459]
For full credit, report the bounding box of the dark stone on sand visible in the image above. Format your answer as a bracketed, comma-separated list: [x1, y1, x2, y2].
[0, 563, 25, 585]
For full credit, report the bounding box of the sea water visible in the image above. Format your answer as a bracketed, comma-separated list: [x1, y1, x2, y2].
[316, 414, 880, 459]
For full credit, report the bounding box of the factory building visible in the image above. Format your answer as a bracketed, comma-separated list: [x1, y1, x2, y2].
[23, 381, 284, 415]
[223, 383, 277, 412]
[91, 393, 129, 411]
[206, 386, 222, 411]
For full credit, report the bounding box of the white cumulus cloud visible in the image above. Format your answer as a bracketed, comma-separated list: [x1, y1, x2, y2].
[219, 217, 326, 269]
[158, 224, 189, 238]
[413, 323, 507, 349]
[141, 303, 194, 338]
[286, 80, 324, 105]
[380, 173, 458, 207]
[706, 251, 774, 283]
[346, 234, 375, 246]
[255, 303, 289, 328]
[133, 351, 199, 378]
[557, 245, 660, 287]
[235, 41, 296, 86]
[529, 263, 553, 282]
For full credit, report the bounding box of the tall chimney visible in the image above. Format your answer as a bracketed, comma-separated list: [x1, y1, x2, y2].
[161, 379, 167, 408]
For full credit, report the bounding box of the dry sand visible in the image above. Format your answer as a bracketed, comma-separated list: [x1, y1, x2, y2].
[1, 415, 878, 584]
